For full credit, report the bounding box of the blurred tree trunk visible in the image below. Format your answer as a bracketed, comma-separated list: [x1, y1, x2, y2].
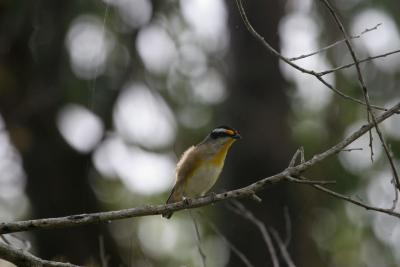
[222, 1, 295, 266]
[0, 1, 122, 265]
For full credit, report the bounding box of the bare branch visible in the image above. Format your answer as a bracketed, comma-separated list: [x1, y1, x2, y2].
[289, 147, 304, 167]
[283, 207, 292, 247]
[294, 176, 400, 217]
[318, 49, 400, 76]
[270, 228, 296, 267]
[289, 23, 382, 61]
[391, 174, 399, 211]
[188, 211, 206, 267]
[0, 103, 399, 235]
[99, 236, 109, 267]
[388, 145, 399, 210]
[249, 194, 263, 202]
[0, 240, 80, 267]
[340, 147, 363, 152]
[204, 216, 255, 267]
[320, 0, 400, 192]
[227, 201, 279, 267]
[234, 0, 387, 111]
[285, 176, 336, 185]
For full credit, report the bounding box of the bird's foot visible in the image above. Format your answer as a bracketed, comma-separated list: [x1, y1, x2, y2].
[182, 196, 192, 206]
[208, 191, 217, 202]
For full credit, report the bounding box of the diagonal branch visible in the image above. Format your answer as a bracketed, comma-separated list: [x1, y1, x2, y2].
[285, 176, 336, 185]
[319, 0, 400, 193]
[227, 201, 279, 267]
[234, 0, 387, 111]
[204, 216, 255, 267]
[188, 211, 206, 267]
[318, 49, 400, 76]
[0, 102, 399, 236]
[289, 23, 382, 61]
[269, 228, 296, 267]
[0, 241, 80, 267]
[283, 207, 292, 247]
[292, 175, 400, 216]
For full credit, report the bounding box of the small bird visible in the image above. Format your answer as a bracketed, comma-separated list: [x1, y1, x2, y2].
[163, 126, 241, 218]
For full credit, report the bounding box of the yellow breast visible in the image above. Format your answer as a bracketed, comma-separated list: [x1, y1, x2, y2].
[209, 139, 235, 166]
[173, 138, 236, 199]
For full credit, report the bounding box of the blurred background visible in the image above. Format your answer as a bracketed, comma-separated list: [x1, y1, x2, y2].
[0, 0, 400, 266]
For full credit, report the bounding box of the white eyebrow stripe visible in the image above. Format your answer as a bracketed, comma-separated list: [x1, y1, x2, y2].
[213, 128, 229, 134]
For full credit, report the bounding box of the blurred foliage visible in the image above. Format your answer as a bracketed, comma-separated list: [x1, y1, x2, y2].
[0, 0, 399, 266]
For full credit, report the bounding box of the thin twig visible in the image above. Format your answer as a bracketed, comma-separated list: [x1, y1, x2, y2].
[227, 201, 279, 267]
[320, 0, 376, 161]
[283, 207, 291, 247]
[388, 145, 399, 210]
[320, 0, 400, 192]
[340, 147, 363, 152]
[299, 146, 305, 164]
[289, 23, 382, 61]
[286, 176, 336, 185]
[235, 0, 387, 111]
[269, 228, 296, 267]
[318, 49, 400, 76]
[89, 3, 110, 111]
[294, 176, 400, 216]
[99, 235, 109, 267]
[0, 240, 80, 267]
[129, 234, 133, 267]
[0, 235, 10, 245]
[188, 210, 207, 267]
[204, 216, 255, 267]
[289, 147, 303, 167]
[391, 174, 399, 211]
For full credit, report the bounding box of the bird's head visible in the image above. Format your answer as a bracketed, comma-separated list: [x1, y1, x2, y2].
[209, 126, 241, 140]
[200, 126, 241, 148]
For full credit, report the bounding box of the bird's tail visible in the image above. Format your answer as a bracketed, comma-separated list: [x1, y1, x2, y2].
[162, 211, 173, 219]
[162, 189, 175, 219]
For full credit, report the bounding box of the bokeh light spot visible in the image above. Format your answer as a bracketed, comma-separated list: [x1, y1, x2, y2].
[180, 0, 228, 52]
[114, 83, 176, 149]
[66, 15, 115, 79]
[57, 104, 104, 153]
[137, 24, 177, 74]
[94, 136, 175, 195]
[191, 70, 227, 105]
[109, 0, 152, 29]
[351, 9, 400, 73]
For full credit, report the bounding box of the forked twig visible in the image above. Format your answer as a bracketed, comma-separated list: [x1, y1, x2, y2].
[227, 201, 279, 267]
[0, 240, 80, 267]
[293, 175, 399, 215]
[270, 228, 296, 267]
[203, 215, 255, 267]
[320, 0, 400, 193]
[318, 49, 400, 76]
[235, 0, 387, 111]
[289, 23, 382, 61]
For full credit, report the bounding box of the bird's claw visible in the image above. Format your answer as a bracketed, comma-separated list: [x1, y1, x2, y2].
[182, 196, 192, 206]
[208, 191, 217, 201]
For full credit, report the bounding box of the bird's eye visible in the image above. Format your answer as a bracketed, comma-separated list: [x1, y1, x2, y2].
[210, 129, 232, 139]
[210, 131, 220, 139]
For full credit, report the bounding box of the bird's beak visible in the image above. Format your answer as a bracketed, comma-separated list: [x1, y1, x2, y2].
[233, 132, 242, 139]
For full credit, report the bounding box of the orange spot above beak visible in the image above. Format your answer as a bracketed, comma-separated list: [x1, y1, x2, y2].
[225, 129, 235, 136]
